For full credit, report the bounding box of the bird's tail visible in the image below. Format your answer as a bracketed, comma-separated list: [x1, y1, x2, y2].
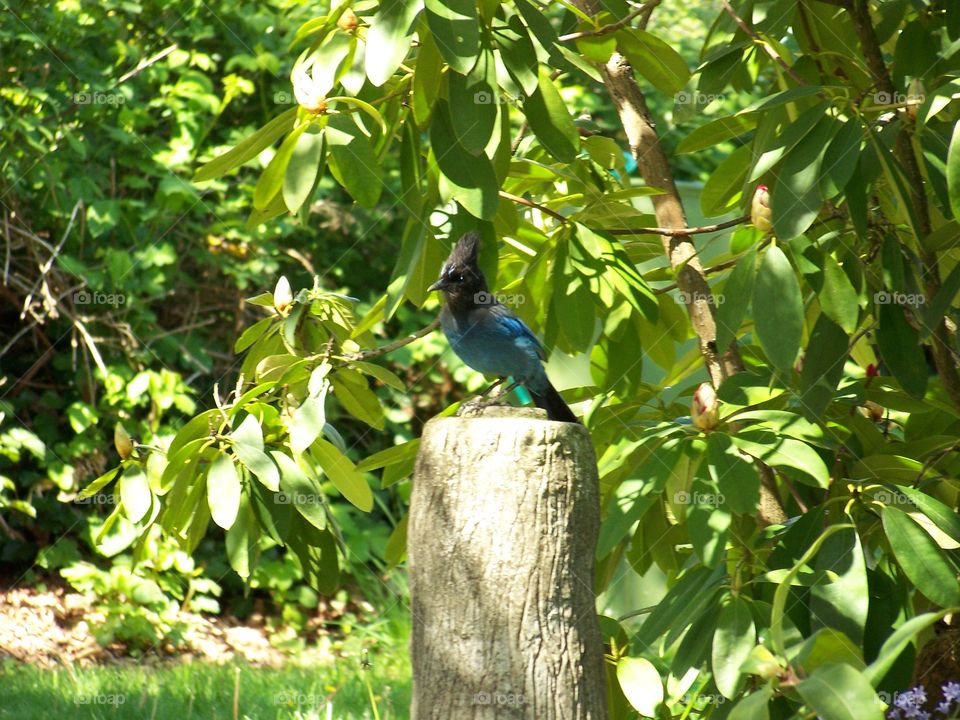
[531, 381, 579, 423]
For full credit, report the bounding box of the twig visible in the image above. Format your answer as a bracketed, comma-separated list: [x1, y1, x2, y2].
[608, 214, 750, 237]
[653, 236, 770, 294]
[345, 318, 440, 362]
[720, 0, 809, 87]
[116, 44, 178, 85]
[498, 190, 569, 224]
[20, 199, 83, 321]
[558, 3, 652, 43]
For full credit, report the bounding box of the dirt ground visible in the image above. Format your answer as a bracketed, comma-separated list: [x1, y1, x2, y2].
[0, 585, 318, 668]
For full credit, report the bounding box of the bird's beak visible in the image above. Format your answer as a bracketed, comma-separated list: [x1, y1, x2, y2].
[428, 278, 446, 292]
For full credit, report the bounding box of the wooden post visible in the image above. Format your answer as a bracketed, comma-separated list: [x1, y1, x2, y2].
[408, 407, 607, 719]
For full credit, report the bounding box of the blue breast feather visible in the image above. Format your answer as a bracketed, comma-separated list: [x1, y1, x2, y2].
[440, 304, 547, 389]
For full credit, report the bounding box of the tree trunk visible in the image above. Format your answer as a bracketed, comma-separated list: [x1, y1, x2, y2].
[408, 407, 607, 720]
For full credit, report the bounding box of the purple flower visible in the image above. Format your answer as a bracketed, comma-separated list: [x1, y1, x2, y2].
[894, 687, 928, 719]
[944, 682, 960, 705]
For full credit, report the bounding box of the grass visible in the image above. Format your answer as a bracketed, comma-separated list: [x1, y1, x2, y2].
[0, 626, 411, 720]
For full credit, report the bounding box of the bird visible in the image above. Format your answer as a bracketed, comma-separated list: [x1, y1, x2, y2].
[428, 232, 579, 423]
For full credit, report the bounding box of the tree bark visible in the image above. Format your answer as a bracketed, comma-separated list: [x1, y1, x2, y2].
[408, 407, 607, 720]
[570, 1, 787, 525]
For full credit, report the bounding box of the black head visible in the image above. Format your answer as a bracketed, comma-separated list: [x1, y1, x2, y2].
[428, 232, 489, 303]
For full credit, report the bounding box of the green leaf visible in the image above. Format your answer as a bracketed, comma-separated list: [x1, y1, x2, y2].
[753, 245, 803, 375]
[819, 253, 860, 334]
[356, 439, 421, 471]
[794, 629, 864, 674]
[412, 31, 442, 126]
[771, 117, 836, 240]
[876, 301, 928, 398]
[207, 453, 241, 530]
[864, 611, 946, 684]
[715, 245, 756, 354]
[728, 685, 772, 720]
[78, 466, 122, 500]
[800, 314, 847, 418]
[701, 142, 751, 217]
[750, 100, 830, 180]
[423, 0, 479, 74]
[948, 120, 960, 220]
[283, 127, 324, 213]
[226, 493, 257, 579]
[365, 0, 422, 86]
[820, 120, 862, 199]
[326, 115, 382, 207]
[331, 370, 385, 430]
[707, 433, 758, 514]
[882, 505, 960, 608]
[616, 29, 689, 96]
[232, 414, 280, 491]
[312, 438, 373, 512]
[678, 114, 756, 154]
[522, 67, 579, 163]
[447, 51, 497, 153]
[732, 431, 830, 488]
[796, 664, 885, 720]
[617, 657, 663, 717]
[712, 596, 756, 698]
[254, 123, 307, 210]
[119, 466, 151, 524]
[495, 14, 539, 97]
[288, 393, 325, 454]
[431, 100, 499, 219]
[897, 485, 960, 544]
[920, 262, 960, 341]
[274, 451, 326, 531]
[811, 527, 868, 645]
[195, 108, 297, 182]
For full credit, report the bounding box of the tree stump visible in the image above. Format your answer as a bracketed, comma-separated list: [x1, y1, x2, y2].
[408, 406, 607, 719]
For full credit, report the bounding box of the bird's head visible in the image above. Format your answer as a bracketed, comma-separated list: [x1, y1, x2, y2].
[428, 232, 488, 302]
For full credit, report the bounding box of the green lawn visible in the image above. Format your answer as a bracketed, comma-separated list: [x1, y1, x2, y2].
[0, 646, 410, 720]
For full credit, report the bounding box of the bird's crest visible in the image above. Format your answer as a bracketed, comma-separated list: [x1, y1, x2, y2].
[448, 231, 480, 268]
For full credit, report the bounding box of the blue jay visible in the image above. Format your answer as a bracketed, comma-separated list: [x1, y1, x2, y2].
[428, 232, 579, 423]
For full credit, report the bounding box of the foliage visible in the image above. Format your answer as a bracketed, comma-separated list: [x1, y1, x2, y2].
[3, 0, 960, 717]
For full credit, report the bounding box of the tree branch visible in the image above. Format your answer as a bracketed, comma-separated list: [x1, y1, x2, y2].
[608, 215, 750, 237]
[653, 237, 772, 295]
[498, 190, 569, 224]
[572, 0, 786, 525]
[721, 0, 809, 86]
[345, 318, 440, 362]
[557, 3, 653, 43]
[848, 0, 960, 412]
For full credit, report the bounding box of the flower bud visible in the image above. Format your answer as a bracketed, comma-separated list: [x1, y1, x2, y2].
[337, 7, 358, 31]
[691, 383, 720, 431]
[751, 184, 773, 235]
[114, 424, 134, 460]
[273, 276, 293, 315]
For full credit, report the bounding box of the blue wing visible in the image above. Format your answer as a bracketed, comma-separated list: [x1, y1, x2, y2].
[487, 303, 546, 360]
